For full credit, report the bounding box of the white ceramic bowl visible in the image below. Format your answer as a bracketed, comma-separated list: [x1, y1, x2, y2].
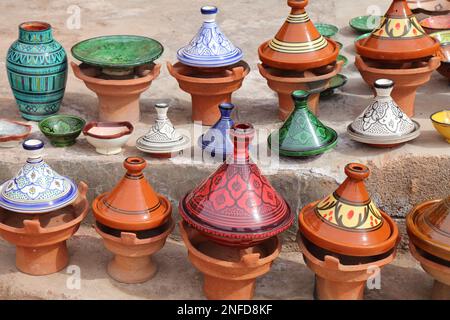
[83, 121, 133, 155]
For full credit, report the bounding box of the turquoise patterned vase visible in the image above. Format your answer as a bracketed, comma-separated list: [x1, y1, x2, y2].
[6, 22, 67, 121]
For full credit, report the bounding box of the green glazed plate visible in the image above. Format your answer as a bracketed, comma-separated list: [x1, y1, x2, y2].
[321, 74, 348, 97]
[337, 54, 348, 66]
[430, 30, 450, 45]
[71, 35, 164, 68]
[314, 23, 339, 38]
[354, 32, 371, 43]
[349, 15, 382, 33]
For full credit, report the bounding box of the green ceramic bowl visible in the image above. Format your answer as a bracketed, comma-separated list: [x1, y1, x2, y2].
[39, 115, 86, 147]
[337, 54, 348, 66]
[354, 32, 371, 43]
[314, 23, 339, 38]
[349, 15, 382, 33]
[336, 41, 343, 50]
[321, 74, 348, 97]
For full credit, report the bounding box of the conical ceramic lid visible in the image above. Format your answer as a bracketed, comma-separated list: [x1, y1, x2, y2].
[258, 0, 339, 71]
[92, 157, 171, 231]
[355, 0, 440, 61]
[407, 195, 450, 262]
[180, 123, 294, 247]
[299, 163, 399, 257]
[0, 139, 78, 214]
[268, 90, 337, 157]
[176, 6, 243, 68]
[350, 79, 416, 137]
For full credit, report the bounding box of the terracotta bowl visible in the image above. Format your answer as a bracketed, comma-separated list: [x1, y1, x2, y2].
[83, 121, 133, 155]
[430, 110, 450, 143]
[420, 15, 450, 34]
[0, 119, 31, 148]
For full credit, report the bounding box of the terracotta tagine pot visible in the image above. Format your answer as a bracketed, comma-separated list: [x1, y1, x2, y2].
[0, 139, 88, 275]
[71, 35, 163, 124]
[180, 221, 281, 300]
[406, 196, 450, 299]
[179, 123, 294, 248]
[355, 55, 441, 117]
[258, 0, 339, 72]
[355, 0, 440, 62]
[348, 79, 420, 147]
[268, 90, 337, 157]
[298, 163, 399, 299]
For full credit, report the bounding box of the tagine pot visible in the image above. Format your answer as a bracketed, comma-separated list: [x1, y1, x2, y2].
[355, 55, 440, 117]
[7, 22, 67, 121]
[179, 123, 294, 248]
[180, 221, 281, 300]
[298, 163, 399, 299]
[258, 61, 342, 119]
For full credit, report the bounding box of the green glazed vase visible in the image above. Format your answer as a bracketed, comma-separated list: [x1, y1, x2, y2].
[268, 90, 338, 157]
[6, 22, 67, 121]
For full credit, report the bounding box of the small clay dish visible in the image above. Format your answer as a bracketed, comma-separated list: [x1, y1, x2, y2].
[354, 32, 371, 43]
[336, 41, 343, 50]
[83, 121, 134, 155]
[420, 15, 450, 34]
[337, 54, 348, 67]
[314, 23, 339, 38]
[430, 110, 450, 143]
[39, 115, 86, 147]
[349, 15, 382, 33]
[321, 74, 348, 97]
[0, 119, 32, 148]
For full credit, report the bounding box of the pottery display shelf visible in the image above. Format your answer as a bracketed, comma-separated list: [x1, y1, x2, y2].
[92, 157, 173, 283]
[0, 139, 88, 275]
[169, 6, 249, 126]
[0, 119, 31, 148]
[71, 35, 163, 124]
[298, 163, 399, 300]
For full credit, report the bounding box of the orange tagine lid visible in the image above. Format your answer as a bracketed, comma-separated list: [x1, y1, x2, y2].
[92, 157, 171, 231]
[355, 0, 440, 61]
[258, 0, 339, 71]
[406, 195, 450, 262]
[298, 163, 399, 258]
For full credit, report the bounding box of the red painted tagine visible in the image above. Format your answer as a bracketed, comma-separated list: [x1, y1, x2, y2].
[92, 157, 173, 283]
[168, 6, 249, 125]
[354, 0, 441, 117]
[258, 0, 341, 119]
[179, 123, 293, 299]
[406, 195, 450, 300]
[298, 163, 399, 300]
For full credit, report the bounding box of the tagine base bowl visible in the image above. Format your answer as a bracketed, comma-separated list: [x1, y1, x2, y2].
[179, 221, 281, 300]
[136, 135, 191, 159]
[167, 61, 249, 125]
[258, 61, 342, 120]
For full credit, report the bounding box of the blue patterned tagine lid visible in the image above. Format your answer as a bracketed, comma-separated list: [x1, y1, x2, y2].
[176, 6, 243, 68]
[0, 139, 78, 214]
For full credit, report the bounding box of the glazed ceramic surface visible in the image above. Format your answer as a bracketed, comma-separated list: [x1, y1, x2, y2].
[349, 15, 383, 33]
[431, 30, 450, 61]
[6, 22, 67, 121]
[177, 6, 243, 68]
[320, 74, 348, 97]
[298, 163, 399, 257]
[180, 123, 294, 247]
[0, 119, 32, 148]
[136, 103, 190, 155]
[314, 23, 339, 38]
[83, 121, 133, 155]
[337, 55, 348, 67]
[198, 103, 235, 161]
[431, 110, 450, 143]
[354, 33, 371, 43]
[0, 139, 78, 214]
[420, 15, 450, 33]
[268, 90, 338, 157]
[38, 114, 85, 147]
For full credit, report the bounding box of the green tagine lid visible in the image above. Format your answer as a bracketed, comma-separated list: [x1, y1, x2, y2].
[268, 90, 338, 157]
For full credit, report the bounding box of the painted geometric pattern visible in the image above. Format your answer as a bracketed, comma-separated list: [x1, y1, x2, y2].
[184, 26, 237, 57]
[12, 41, 61, 53]
[372, 16, 426, 38]
[19, 29, 52, 43]
[269, 36, 328, 54]
[315, 192, 384, 230]
[286, 13, 310, 24]
[7, 46, 66, 67]
[7, 70, 67, 93]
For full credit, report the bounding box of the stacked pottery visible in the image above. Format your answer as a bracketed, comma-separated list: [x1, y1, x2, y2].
[0, 139, 88, 275]
[347, 79, 421, 148]
[168, 6, 250, 125]
[71, 35, 163, 124]
[258, 0, 342, 119]
[136, 103, 191, 158]
[298, 163, 399, 300]
[179, 123, 294, 299]
[7, 22, 67, 121]
[406, 195, 450, 300]
[92, 157, 173, 283]
[268, 90, 338, 157]
[354, 0, 441, 117]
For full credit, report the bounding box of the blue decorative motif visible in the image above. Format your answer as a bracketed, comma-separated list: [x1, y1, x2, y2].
[0, 139, 78, 214]
[177, 6, 243, 68]
[6, 22, 67, 121]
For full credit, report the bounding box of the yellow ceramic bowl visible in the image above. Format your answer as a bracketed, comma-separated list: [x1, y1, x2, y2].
[430, 110, 450, 143]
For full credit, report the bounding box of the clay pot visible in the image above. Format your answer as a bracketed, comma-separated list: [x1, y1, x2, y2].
[0, 182, 89, 275]
[71, 62, 161, 124]
[167, 61, 249, 125]
[179, 221, 281, 300]
[95, 218, 174, 284]
[355, 55, 441, 117]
